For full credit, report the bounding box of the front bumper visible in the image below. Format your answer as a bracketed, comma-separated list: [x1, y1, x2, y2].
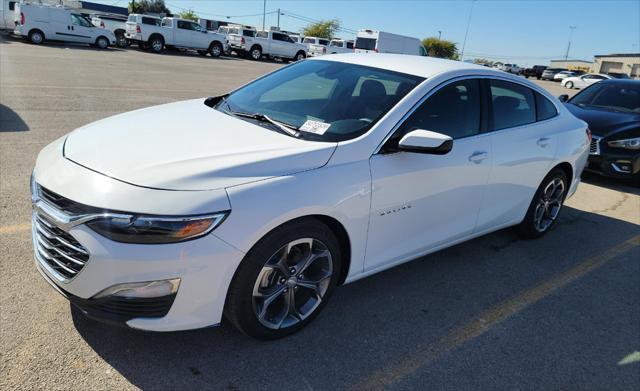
[586, 144, 640, 179]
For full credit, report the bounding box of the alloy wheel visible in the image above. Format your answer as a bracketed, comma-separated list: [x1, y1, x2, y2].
[211, 44, 221, 57]
[251, 49, 261, 60]
[152, 40, 163, 52]
[533, 178, 565, 232]
[252, 238, 333, 329]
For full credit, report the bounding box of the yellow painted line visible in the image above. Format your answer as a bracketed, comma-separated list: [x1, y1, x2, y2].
[352, 234, 640, 390]
[0, 223, 31, 235]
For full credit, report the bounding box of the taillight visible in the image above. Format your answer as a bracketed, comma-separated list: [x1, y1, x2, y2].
[374, 48, 379, 53]
[136, 24, 141, 33]
[20, 12, 24, 24]
[586, 127, 592, 142]
[100, 21, 105, 28]
[241, 37, 245, 44]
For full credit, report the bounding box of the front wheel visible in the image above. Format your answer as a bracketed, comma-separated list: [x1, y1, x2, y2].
[95, 36, 109, 49]
[209, 42, 222, 58]
[225, 219, 341, 340]
[519, 169, 568, 239]
[293, 51, 306, 61]
[565, 81, 574, 89]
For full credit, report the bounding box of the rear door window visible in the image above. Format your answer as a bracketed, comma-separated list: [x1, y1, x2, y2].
[489, 79, 536, 130]
[319, 39, 329, 45]
[355, 37, 376, 50]
[142, 17, 160, 26]
[242, 30, 256, 37]
[346, 41, 354, 49]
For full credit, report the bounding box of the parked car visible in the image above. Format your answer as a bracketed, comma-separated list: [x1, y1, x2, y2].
[125, 15, 227, 56]
[327, 39, 354, 54]
[225, 25, 257, 56]
[302, 36, 330, 55]
[541, 68, 568, 81]
[90, 13, 128, 48]
[0, 0, 16, 33]
[354, 29, 427, 56]
[13, 3, 115, 48]
[520, 65, 548, 79]
[499, 63, 520, 74]
[606, 72, 631, 79]
[31, 54, 589, 339]
[245, 30, 307, 61]
[561, 73, 612, 89]
[553, 71, 576, 81]
[560, 79, 640, 182]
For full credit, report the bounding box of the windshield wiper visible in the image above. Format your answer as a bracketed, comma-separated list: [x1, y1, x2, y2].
[224, 107, 301, 138]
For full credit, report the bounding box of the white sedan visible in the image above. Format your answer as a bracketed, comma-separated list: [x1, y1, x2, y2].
[553, 71, 577, 81]
[31, 54, 589, 339]
[561, 73, 612, 89]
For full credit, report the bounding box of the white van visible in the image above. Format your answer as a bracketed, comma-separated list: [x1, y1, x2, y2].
[354, 29, 426, 56]
[0, 0, 17, 32]
[14, 3, 116, 48]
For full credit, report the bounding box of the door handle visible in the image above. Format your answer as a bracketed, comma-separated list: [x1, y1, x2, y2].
[469, 151, 488, 164]
[67, 26, 70, 30]
[537, 137, 551, 148]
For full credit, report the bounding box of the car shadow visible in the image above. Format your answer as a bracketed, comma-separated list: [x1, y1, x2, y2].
[72, 206, 639, 390]
[581, 172, 639, 194]
[0, 104, 29, 132]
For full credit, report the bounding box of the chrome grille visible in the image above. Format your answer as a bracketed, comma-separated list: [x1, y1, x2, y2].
[33, 211, 89, 281]
[590, 135, 601, 155]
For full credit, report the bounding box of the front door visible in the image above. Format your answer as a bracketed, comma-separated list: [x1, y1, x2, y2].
[366, 78, 492, 271]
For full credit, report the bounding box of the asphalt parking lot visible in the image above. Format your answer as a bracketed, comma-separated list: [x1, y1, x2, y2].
[1, 37, 639, 390]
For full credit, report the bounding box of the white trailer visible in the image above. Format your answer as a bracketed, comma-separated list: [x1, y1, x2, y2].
[354, 29, 426, 56]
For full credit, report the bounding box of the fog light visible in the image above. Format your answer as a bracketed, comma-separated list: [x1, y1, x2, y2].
[612, 160, 632, 173]
[93, 278, 180, 299]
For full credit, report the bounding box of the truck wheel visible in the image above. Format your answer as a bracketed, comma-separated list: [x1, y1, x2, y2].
[28, 29, 44, 45]
[115, 33, 128, 48]
[250, 46, 262, 61]
[149, 36, 164, 53]
[293, 51, 306, 62]
[95, 36, 109, 49]
[209, 42, 222, 58]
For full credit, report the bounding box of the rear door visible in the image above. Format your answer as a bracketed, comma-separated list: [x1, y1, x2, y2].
[476, 78, 559, 231]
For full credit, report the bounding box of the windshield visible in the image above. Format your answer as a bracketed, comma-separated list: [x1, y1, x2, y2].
[218, 60, 424, 142]
[355, 37, 376, 50]
[569, 83, 640, 113]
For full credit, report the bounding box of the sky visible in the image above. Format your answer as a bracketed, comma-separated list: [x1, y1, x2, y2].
[104, 0, 639, 67]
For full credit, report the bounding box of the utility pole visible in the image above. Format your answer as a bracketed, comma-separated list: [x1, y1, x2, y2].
[564, 26, 576, 61]
[460, 0, 476, 60]
[438, 30, 442, 40]
[262, 0, 266, 31]
[277, 8, 280, 29]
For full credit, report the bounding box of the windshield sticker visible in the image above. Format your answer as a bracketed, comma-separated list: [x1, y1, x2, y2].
[300, 120, 331, 135]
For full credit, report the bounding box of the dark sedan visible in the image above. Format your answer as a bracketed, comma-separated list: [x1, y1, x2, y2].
[560, 79, 640, 183]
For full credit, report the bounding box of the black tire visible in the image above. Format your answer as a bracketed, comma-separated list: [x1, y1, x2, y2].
[518, 168, 568, 239]
[249, 45, 262, 61]
[536, 76, 541, 80]
[292, 51, 306, 62]
[565, 81, 574, 89]
[225, 219, 342, 340]
[209, 41, 222, 57]
[28, 29, 44, 45]
[115, 32, 128, 48]
[95, 36, 109, 49]
[149, 35, 164, 53]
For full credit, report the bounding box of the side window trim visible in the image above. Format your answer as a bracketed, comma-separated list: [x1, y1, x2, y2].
[375, 75, 486, 154]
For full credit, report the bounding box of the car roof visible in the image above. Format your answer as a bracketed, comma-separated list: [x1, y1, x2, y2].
[599, 78, 640, 86]
[310, 53, 491, 78]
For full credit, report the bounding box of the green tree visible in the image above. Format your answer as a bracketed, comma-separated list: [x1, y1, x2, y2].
[128, 0, 171, 15]
[178, 9, 199, 21]
[473, 58, 494, 66]
[301, 19, 340, 39]
[421, 37, 458, 59]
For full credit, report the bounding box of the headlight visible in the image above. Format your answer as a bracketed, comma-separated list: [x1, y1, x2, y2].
[607, 137, 640, 150]
[87, 212, 228, 244]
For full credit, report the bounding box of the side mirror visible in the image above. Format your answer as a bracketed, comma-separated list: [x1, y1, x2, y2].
[398, 129, 453, 155]
[558, 94, 569, 102]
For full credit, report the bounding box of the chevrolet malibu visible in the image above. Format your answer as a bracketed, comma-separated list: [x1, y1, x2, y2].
[31, 54, 590, 339]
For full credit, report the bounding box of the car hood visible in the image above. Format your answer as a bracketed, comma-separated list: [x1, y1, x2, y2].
[564, 103, 640, 138]
[64, 99, 337, 191]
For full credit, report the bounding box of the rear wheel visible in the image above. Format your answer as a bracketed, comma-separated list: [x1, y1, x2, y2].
[249, 46, 262, 61]
[565, 81, 574, 89]
[115, 33, 128, 48]
[149, 36, 164, 53]
[209, 41, 222, 58]
[28, 29, 44, 45]
[519, 169, 568, 239]
[225, 219, 341, 340]
[95, 36, 109, 49]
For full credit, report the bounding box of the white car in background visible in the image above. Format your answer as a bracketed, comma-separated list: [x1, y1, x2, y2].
[31, 54, 588, 339]
[553, 71, 577, 81]
[561, 73, 612, 89]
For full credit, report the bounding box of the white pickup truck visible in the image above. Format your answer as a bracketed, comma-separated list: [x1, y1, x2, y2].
[91, 14, 128, 48]
[125, 14, 227, 56]
[225, 25, 257, 56]
[309, 38, 354, 56]
[240, 30, 307, 61]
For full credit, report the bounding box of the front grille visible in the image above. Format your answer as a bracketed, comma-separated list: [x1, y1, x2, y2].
[33, 213, 89, 280]
[590, 135, 601, 155]
[39, 186, 100, 215]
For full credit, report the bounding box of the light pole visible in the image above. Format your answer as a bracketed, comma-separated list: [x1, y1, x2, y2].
[438, 30, 442, 40]
[460, 0, 476, 60]
[262, 0, 266, 31]
[564, 26, 576, 61]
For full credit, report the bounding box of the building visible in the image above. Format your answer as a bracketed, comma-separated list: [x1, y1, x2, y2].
[592, 53, 640, 79]
[549, 59, 593, 72]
